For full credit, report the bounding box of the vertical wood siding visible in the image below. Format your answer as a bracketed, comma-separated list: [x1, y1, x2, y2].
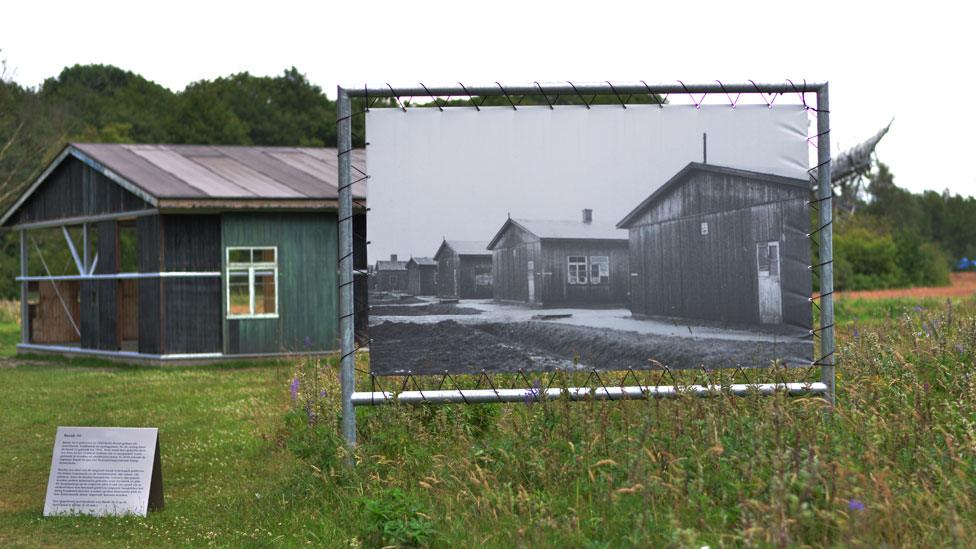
[407, 265, 438, 296]
[491, 224, 628, 306]
[222, 212, 339, 354]
[160, 215, 222, 354]
[436, 252, 459, 298]
[11, 156, 151, 225]
[81, 219, 120, 350]
[137, 215, 162, 354]
[625, 170, 811, 329]
[458, 256, 493, 299]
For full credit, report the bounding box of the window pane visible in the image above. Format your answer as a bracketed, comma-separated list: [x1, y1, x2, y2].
[229, 249, 251, 264]
[228, 270, 250, 315]
[768, 244, 779, 276]
[254, 270, 276, 315]
[568, 257, 587, 285]
[757, 244, 770, 273]
[254, 248, 276, 263]
[589, 256, 609, 284]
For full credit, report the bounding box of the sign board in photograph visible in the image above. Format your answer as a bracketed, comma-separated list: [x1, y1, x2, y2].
[366, 104, 813, 375]
[43, 427, 164, 517]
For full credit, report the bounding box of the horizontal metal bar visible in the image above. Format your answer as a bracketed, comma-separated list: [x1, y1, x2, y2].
[16, 343, 222, 360]
[16, 343, 340, 362]
[351, 382, 828, 406]
[345, 81, 825, 99]
[10, 209, 159, 231]
[17, 272, 221, 281]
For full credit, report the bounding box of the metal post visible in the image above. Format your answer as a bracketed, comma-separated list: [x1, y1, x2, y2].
[20, 230, 28, 344]
[337, 86, 357, 452]
[816, 84, 835, 403]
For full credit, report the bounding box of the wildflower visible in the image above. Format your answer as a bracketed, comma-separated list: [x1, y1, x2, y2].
[913, 305, 924, 312]
[303, 336, 313, 349]
[524, 379, 542, 406]
[955, 344, 966, 354]
[290, 377, 300, 403]
[848, 499, 865, 512]
[852, 325, 860, 339]
[319, 389, 327, 398]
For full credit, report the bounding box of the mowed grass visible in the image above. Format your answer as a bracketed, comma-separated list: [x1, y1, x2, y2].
[0, 296, 973, 546]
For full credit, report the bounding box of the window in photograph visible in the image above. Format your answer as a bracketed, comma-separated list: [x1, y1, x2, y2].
[568, 256, 588, 285]
[589, 256, 610, 284]
[226, 247, 278, 318]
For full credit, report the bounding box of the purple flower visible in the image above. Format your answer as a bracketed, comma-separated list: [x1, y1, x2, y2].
[303, 336, 313, 349]
[290, 377, 300, 402]
[913, 305, 924, 312]
[955, 344, 966, 354]
[319, 389, 327, 398]
[524, 379, 542, 406]
[848, 499, 865, 512]
[852, 326, 860, 339]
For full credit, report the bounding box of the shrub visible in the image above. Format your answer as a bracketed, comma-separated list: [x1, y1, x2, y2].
[361, 488, 435, 547]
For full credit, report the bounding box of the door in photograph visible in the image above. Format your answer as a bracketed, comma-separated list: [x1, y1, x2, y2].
[756, 241, 782, 324]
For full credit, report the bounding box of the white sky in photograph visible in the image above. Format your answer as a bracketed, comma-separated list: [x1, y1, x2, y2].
[367, 105, 808, 260]
[1, 0, 973, 197]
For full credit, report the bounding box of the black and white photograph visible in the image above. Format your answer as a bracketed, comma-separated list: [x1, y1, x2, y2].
[366, 105, 814, 375]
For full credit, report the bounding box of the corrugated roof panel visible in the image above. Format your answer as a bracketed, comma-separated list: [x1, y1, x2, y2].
[409, 257, 437, 266]
[446, 240, 491, 256]
[125, 145, 257, 197]
[65, 143, 366, 201]
[513, 219, 627, 241]
[72, 143, 206, 197]
[268, 150, 368, 198]
[190, 156, 305, 198]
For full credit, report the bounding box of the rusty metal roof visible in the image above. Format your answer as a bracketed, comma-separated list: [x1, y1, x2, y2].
[72, 143, 366, 201]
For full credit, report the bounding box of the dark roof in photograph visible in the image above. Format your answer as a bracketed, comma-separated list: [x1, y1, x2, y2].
[487, 218, 627, 250]
[1, 143, 367, 225]
[407, 257, 438, 267]
[435, 240, 491, 258]
[375, 259, 408, 271]
[616, 162, 809, 228]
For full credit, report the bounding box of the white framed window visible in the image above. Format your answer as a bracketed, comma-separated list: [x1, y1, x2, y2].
[226, 247, 278, 318]
[568, 256, 588, 285]
[588, 256, 610, 285]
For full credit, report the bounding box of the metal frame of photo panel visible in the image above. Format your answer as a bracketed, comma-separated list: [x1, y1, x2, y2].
[335, 81, 834, 449]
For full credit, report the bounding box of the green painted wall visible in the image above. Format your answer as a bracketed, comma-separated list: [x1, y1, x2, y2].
[221, 212, 338, 354]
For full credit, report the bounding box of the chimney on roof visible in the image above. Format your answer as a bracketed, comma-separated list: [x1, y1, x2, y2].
[391, 254, 398, 262]
[582, 208, 593, 224]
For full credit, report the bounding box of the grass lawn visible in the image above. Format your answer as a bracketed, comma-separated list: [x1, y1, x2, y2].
[0, 296, 973, 547]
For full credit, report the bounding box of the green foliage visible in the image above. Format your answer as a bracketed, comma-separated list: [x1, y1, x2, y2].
[361, 488, 436, 547]
[833, 215, 950, 291]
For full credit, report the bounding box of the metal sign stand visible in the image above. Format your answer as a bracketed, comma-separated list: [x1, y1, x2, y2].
[335, 81, 834, 452]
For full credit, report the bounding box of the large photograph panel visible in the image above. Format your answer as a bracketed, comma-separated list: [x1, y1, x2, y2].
[367, 105, 812, 375]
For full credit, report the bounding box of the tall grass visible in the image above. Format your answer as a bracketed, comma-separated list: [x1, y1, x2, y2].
[281, 299, 976, 546]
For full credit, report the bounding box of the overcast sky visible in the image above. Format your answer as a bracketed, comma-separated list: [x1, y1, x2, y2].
[2, 1, 972, 197]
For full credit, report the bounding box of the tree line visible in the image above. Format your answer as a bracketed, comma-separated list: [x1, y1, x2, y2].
[0, 62, 973, 297]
